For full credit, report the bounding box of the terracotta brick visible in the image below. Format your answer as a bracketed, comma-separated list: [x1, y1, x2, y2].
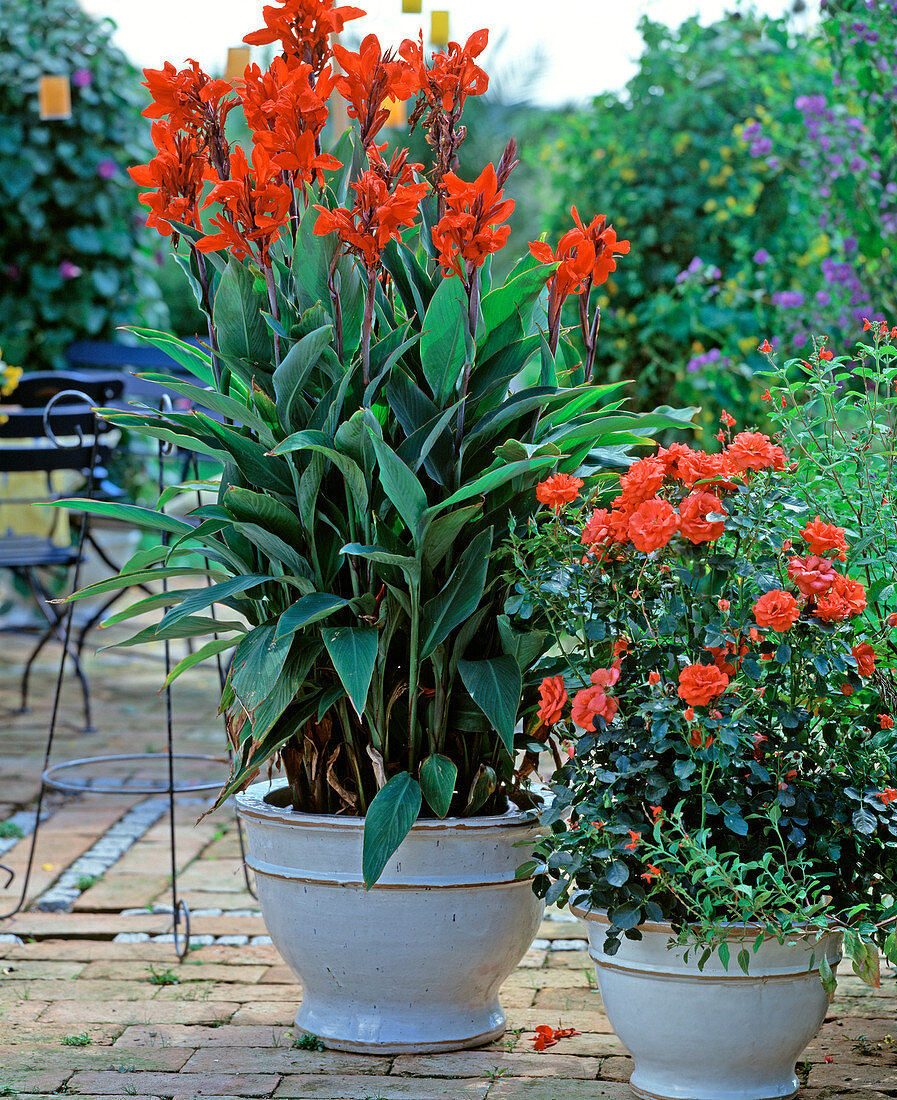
[806, 1062, 897, 1089]
[229, 1001, 298, 1025]
[181, 1046, 390, 1075]
[114, 1024, 294, 1048]
[153, 981, 299, 1002]
[503, 969, 590, 991]
[505, 1008, 613, 1035]
[489, 1083, 631, 1100]
[39, 999, 239, 1026]
[274, 1076, 489, 1099]
[393, 1051, 600, 1079]
[82, 961, 268, 983]
[0, 1068, 68, 1093]
[0, 1043, 192, 1073]
[1, 978, 157, 1002]
[532, 987, 605, 1012]
[73, 873, 172, 911]
[67, 1070, 279, 1095]
[0, 959, 85, 979]
[597, 1056, 633, 1082]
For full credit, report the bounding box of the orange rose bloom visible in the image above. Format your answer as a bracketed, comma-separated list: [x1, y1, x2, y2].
[580, 508, 614, 549]
[726, 431, 778, 472]
[682, 450, 739, 492]
[815, 575, 866, 622]
[753, 590, 800, 632]
[801, 516, 848, 562]
[571, 685, 619, 730]
[628, 498, 679, 553]
[537, 675, 567, 725]
[678, 491, 726, 544]
[852, 643, 876, 678]
[536, 472, 584, 512]
[615, 456, 666, 508]
[678, 663, 729, 707]
[787, 555, 838, 597]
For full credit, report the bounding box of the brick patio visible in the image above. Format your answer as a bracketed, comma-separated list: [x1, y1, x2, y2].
[1, 632, 896, 1099]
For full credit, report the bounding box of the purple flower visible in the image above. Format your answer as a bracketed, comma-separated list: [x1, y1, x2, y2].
[750, 136, 773, 157]
[742, 122, 762, 140]
[815, 290, 831, 307]
[843, 237, 857, 253]
[72, 68, 92, 88]
[58, 261, 82, 280]
[688, 256, 703, 274]
[709, 266, 721, 281]
[97, 159, 118, 180]
[753, 249, 770, 265]
[772, 290, 805, 310]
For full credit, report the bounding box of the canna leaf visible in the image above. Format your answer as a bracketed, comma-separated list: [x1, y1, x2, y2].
[419, 754, 458, 819]
[362, 772, 422, 888]
[321, 625, 379, 718]
[419, 527, 492, 659]
[457, 654, 522, 755]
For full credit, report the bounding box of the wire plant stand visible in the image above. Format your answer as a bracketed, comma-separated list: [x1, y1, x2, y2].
[0, 393, 256, 959]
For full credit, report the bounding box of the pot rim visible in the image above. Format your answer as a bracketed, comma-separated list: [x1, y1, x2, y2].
[235, 777, 542, 830]
[570, 902, 844, 942]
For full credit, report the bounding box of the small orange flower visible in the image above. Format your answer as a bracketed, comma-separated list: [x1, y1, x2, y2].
[841, 683, 853, 696]
[852, 643, 876, 678]
[753, 590, 800, 632]
[641, 864, 662, 883]
[718, 599, 730, 612]
[802, 516, 848, 562]
[879, 714, 894, 730]
[819, 349, 834, 361]
[648, 671, 660, 686]
[678, 664, 729, 707]
[758, 339, 773, 354]
[536, 472, 584, 512]
[537, 675, 567, 726]
[627, 498, 679, 553]
[623, 830, 641, 852]
[879, 787, 897, 805]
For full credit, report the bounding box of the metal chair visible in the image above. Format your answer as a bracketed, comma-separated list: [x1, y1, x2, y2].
[0, 374, 123, 731]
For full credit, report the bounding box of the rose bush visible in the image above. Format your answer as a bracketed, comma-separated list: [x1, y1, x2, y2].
[507, 346, 897, 985]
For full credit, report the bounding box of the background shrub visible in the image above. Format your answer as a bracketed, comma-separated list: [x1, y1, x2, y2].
[0, 0, 167, 368]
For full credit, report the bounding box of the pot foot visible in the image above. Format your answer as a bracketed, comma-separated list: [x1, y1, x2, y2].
[294, 1001, 507, 1055]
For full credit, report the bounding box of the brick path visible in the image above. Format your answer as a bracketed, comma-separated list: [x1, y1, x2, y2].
[1, 634, 896, 1099]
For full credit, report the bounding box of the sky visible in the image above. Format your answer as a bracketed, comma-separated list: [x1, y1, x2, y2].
[79, 0, 797, 107]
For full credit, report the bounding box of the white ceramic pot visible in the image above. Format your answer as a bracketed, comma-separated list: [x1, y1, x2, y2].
[574, 905, 842, 1100]
[235, 779, 544, 1053]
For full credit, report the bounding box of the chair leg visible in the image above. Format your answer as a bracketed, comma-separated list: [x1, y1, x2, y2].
[24, 568, 94, 732]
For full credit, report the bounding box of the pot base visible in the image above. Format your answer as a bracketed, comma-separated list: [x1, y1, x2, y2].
[293, 1009, 507, 1055]
[630, 1076, 798, 1100]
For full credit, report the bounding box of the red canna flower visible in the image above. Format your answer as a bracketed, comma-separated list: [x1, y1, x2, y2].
[432, 162, 514, 282]
[128, 120, 207, 238]
[399, 28, 489, 115]
[239, 57, 339, 188]
[537, 675, 568, 726]
[332, 33, 410, 147]
[243, 0, 364, 74]
[313, 149, 428, 268]
[195, 144, 292, 265]
[536, 472, 584, 512]
[141, 59, 236, 175]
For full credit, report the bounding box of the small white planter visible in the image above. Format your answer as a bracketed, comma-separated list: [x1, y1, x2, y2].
[574, 905, 842, 1100]
[236, 779, 544, 1053]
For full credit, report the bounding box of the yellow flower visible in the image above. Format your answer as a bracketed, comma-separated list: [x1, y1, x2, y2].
[620, 167, 636, 182]
[0, 352, 22, 399]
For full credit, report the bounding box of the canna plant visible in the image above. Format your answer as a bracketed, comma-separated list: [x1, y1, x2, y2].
[53, 0, 692, 884]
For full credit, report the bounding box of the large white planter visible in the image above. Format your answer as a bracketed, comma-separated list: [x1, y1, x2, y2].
[236, 779, 544, 1053]
[574, 905, 842, 1100]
